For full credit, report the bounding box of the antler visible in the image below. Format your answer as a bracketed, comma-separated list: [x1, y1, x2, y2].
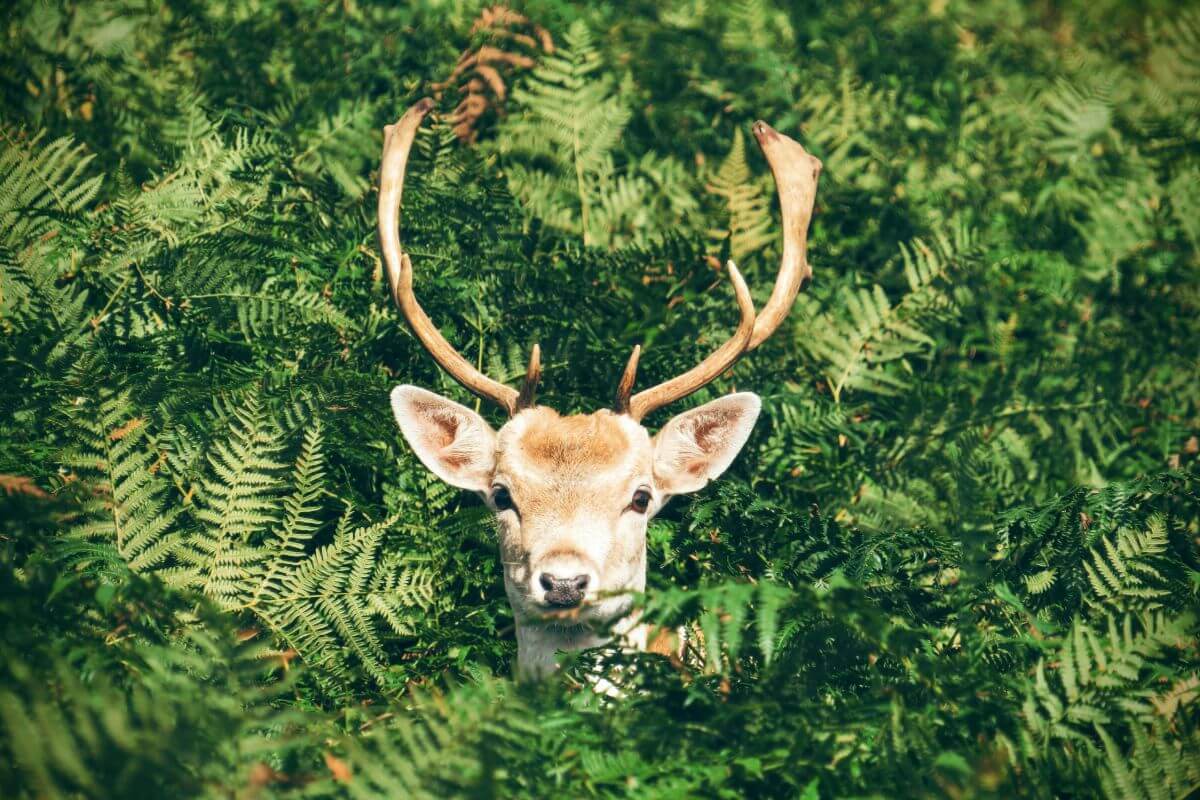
[379, 98, 539, 416]
[614, 261, 756, 419]
[615, 120, 821, 421]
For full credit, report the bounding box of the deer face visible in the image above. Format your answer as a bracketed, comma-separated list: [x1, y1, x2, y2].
[392, 388, 760, 626]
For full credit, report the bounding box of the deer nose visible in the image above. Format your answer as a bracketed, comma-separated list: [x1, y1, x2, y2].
[538, 572, 589, 608]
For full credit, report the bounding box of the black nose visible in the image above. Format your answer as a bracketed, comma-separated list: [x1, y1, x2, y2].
[539, 573, 589, 607]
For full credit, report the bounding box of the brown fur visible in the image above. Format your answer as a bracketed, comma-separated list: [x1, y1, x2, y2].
[518, 408, 628, 469]
[645, 625, 680, 657]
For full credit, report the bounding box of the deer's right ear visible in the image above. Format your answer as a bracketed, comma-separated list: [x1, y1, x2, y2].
[390, 386, 497, 492]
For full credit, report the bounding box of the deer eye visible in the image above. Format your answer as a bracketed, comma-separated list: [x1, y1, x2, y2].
[630, 489, 651, 514]
[492, 486, 516, 512]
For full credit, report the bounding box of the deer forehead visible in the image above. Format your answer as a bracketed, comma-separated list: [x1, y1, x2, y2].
[495, 407, 652, 496]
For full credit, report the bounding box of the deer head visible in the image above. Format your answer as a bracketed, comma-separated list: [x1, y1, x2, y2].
[380, 98, 820, 677]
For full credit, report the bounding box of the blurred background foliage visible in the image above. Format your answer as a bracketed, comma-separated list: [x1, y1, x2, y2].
[1, 0, 1198, 796]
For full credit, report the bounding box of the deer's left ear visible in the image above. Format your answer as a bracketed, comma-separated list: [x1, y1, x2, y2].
[652, 393, 761, 496]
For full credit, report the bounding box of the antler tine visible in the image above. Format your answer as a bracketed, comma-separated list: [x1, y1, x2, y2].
[613, 344, 640, 414]
[379, 98, 523, 416]
[747, 120, 822, 351]
[624, 261, 756, 422]
[516, 343, 541, 410]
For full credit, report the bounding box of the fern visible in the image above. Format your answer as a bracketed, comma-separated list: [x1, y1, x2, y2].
[1146, 11, 1200, 106]
[795, 70, 898, 186]
[720, 0, 795, 53]
[247, 508, 434, 682]
[1025, 568, 1058, 595]
[803, 224, 980, 402]
[1040, 78, 1116, 164]
[0, 130, 97, 363]
[1098, 720, 1200, 800]
[2, 3, 1199, 797]
[289, 98, 377, 199]
[1083, 518, 1173, 612]
[182, 395, 286, 605]
[706, 127, 774, 261]
[1023, 612, 1198, 751]
[339, 676, 539, 799]
[496, 20, 695, 247]
[644, 581, 791, 673]
[227, 285, 359, 340]
[245, 420, 327, 609]
[59, 390, 181, 575]
[497, 20, 625, 245]
[805, 231, 965, 401]
[0, 602, 300, 799]
[0, 129, 102, 249]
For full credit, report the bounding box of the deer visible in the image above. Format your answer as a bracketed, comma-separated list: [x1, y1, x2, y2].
[380, 98, 820, 679]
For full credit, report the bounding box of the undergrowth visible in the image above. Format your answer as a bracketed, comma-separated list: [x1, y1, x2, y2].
[1, 0, 1197, 797]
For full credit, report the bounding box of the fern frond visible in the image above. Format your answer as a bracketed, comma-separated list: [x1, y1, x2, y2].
[1083, 520, 1172, 612]
[246, 420, 326, 608]
[0, 129, 102, 249]
[1098, 719, 1200, 800]
[60, 391, 183, 576]
[707, 127, 774, 262]
[250, 507, 433, 682]
[803, 228, 971, 401]
[341, 678, 538, 799]
[496, 20, 693, 247]
[1026, 612, 1198, 753]
[188, 395, 286, 607]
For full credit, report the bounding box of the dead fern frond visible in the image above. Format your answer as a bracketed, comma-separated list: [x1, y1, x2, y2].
[0, 474, 49, 498]
[432, 6, 555, 142]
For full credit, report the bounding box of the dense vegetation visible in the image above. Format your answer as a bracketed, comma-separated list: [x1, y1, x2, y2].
[2, 0, 1198, 796]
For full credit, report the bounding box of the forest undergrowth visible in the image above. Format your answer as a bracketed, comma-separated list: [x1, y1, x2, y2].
[1, 0, 1198, 797]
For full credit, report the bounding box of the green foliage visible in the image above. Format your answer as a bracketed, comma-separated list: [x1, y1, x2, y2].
[1, 0, 1198, 798]
[495, 20, 697, 247]
[0, 555, 314, 799]
[335, 674, 540, 800]
[1082, 516, 1176, 611]
[706, 127, 775, 262]
[59, 389, 180, 578]
[1099, 718, 1200, 800]
[1023, 612, 1196, 750]
[804, 225, 970, 401]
